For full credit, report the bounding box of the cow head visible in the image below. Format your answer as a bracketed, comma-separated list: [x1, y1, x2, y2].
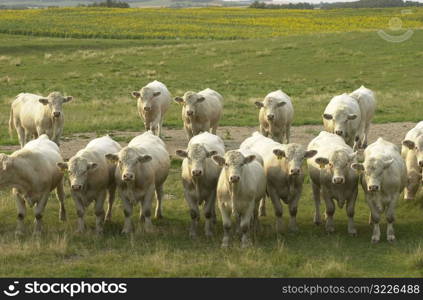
[273, 144, 317, 176]
[39, 92, 73, 119]
[351, 156, 393, 192]
[131, 86, 161, 113]
[105, 147, 151, 182]
[212, 150, 256, 184]
[174, 92, 205, 118]
[255, 97, 286, 122]
[176, 144, 218, 178]
[315, 149, 356, 185]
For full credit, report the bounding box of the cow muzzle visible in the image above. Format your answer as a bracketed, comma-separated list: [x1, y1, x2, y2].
[419, 160, 423, 168]
[186, 110, 194, 117]
[229, 175, 240, 183]
[267, 114, 275, 121]
[71, 184, 82, 191]
[53, 112, 61, 118]
[143, 106, 151, 112]
[335, 130, 344, 136]
[368, 185, 380, 192]
[191, 169, 203, 177]
[122, 173, 135, 181]
[290, 168, 301, 176]
[332, 176, 345, 184]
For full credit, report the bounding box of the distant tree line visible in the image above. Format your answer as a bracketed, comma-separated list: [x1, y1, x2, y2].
[78, 0, 130, 8]
[250, 0, 423, 9]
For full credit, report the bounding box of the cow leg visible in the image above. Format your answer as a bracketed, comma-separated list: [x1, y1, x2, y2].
[240, 201, 255, 248]
[285, 124, 291, 144]
[121, 194, 133, 234]
[184, 125, 193, 141]
[94, 191, 106, 234]
[185, 188, 199, 238]
[258, 197, 266, 216]
[220, 201, 232, 248]
[346, 192, 357, 236]
[16, 126, 26, 148]
[312, 182, 322, 225]
[140, 186, 155, 232]
[74, 195, 86, 233]
[268, 186, 283, 232]
[386, 195, 397, 242]
[33, 194, 49, 235]
[288, 194, 300, 233]
[211, 124, 218, 135]
[367, 196, 381, 243]
[155, 184, 164, 219]
[105, 185, 116, 222]
[14, 189, 26, 236]
[323, 190, 335, 233]
[204, 190, 216, 237]
[55, 177, 66, 221]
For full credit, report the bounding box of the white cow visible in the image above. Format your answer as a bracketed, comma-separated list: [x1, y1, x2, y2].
[174, 88, 223, 140]
[176, 132, 225, 238]
[131, 80, 172, 137]
[307, 132, 358, 235]
[212, 149, 266, 248]
[9, 92, 73, 147]
[0, 134, 66, 235]
[352, 138, 406, 243]
[255, 90, 294, 143]
[105, 131, 170, 233]
[57, 136, 122, 234]
[401, 121, 423, 200]
[240, 132, 316, 232]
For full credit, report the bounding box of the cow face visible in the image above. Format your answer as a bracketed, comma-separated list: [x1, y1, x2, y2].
[57, 157, 97, 191]
[131, 87, 161, 114]
[351, 157, 393, 192]
[105, 147, 151, 182]
[323, 110, 357, 139]
[273, 144, 317, 176]
[174, 92, 205, 118]
[255, 97, 286, 122]
[212, 150, 256, 184]
[176, 144, 217, 178]
[315, 150, 356, 185]
[403, 135, 423, 170]
[39, 92, 73, 119]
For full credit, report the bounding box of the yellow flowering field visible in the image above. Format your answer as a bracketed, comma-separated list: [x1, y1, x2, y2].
[0, 7, 422, 39]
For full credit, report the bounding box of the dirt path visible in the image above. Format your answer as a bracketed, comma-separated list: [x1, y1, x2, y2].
[0, 122, 416, 159]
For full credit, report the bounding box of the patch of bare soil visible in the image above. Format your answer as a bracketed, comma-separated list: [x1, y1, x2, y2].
[0, 122, 417, 159]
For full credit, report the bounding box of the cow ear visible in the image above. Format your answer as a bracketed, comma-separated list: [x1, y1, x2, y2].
[402, 140, 415, 150]
[383, 158, 394, 169]
[197, 96, 205, 103]
[277, 101, 286, 108]
[138, 155, 152, 163]
[105, 153, 119, 163]
[244, 155, 256, 164]
[273, 148, 285, 159]
[39, 98, 49, 105]
[206, 150, 218, 158]
[348, 114, 357, 120]
[351, 163, 364, 171]
[212, 155, 225, 167]
[322, 114, 333, 120]
[56, 162, 68, 171]
[174, 97, 184, 104]
[131, 91, 141, 98]
[153, 91, 161, 97]
[304, 150, 318, 159]
[315, 157, 329, 168]
[255, 101, 264, 109]
[176, 150, 188, 158]
[88, 162, 98, 170]
[63, 96, 73, 103]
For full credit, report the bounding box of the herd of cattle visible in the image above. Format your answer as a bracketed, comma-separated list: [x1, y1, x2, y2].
[2, 80, 423, 247]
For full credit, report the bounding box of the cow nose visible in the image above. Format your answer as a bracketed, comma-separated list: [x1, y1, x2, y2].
[335, 130, 343, 136]
[192, 169, 203, 177]
[267, 114, 275, 121]
[368, 185, 380, 192]
[333, 177, 345, 184]
[419, 161, 423, 168]
[71, 184, 82, 191]
[123, 173, 134, 181]
[53, 112, 61, 118]
[186, 110, 194, 116]
[229, 175, 240, 183]
[290, 168, 300, 176]
[144, 106, 151, 112]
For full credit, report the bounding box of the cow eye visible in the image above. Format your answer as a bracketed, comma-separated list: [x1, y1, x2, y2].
[225, 163, 229, 167]
[328, 163, 333, 168]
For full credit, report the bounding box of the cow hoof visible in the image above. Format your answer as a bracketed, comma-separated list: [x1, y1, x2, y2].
[313, 216, 322, 226]
[189, 232, 197, 240]
[59, 212, 67, 222]
[259, 210, 266, 217]
[289, 225, 299, 233]
[155, 214, 163, 220]
[121, 229, 132, 235]
[349, 231, 358, 237]
[387, 236, 396, 243]
[371, 237, 380, 244]
[325, 227, 335, 234]
[221, 242, 229, 249]
[15, 230, 24, 238]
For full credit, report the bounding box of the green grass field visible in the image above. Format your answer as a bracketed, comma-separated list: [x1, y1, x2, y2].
[0, 7, 423, 277]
